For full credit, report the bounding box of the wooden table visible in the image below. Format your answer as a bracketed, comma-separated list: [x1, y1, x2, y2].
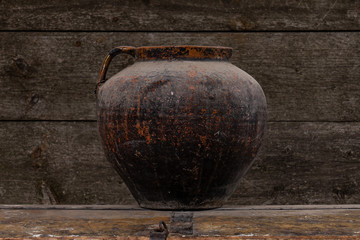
[1, 205, 360, 239]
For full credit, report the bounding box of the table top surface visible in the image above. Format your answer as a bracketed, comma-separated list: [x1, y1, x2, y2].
[1, 205, 360, 239]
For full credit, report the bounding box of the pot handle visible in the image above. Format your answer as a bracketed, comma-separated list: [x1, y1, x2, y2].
[95, 46, 136, 94]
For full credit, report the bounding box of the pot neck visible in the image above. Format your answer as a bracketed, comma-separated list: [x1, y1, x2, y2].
[133, 45, 232, 61]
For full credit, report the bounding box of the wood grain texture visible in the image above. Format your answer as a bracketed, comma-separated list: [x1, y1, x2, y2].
[1, 121, 359, 205]
[0, 121, 134, 205]
[1, 32, 359, 121]
[0, 0, 359, 31]
[1, 205, 360, 238]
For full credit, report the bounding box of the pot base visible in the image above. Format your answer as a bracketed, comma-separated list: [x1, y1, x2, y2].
[138, 200, 223, 210]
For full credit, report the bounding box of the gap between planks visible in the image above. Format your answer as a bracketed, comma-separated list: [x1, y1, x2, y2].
[0, 30, 360, 33]
[2, 204, 360, 211]
[1, 120, 360, 123]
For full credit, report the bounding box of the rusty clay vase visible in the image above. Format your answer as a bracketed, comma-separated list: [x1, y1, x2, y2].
[96, 45, 267, 210]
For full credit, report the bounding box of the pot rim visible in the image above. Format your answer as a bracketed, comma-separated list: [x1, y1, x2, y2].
[133, 45, 232, 61]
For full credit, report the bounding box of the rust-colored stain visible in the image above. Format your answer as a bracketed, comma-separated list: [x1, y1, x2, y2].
[96, 45, 267, 210]
[188, 85, 195, 91]
[188, 70, 198, 78]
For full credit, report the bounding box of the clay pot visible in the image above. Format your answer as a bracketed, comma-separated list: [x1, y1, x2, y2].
[96, 46, 267, 210]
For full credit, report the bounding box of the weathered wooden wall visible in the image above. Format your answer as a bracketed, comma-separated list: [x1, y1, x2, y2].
[0, 0, 359, 205]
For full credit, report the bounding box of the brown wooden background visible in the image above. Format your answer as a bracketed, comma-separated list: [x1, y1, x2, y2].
[0, 0, 359, 205]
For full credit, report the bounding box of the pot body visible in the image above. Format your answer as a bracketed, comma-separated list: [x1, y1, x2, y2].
[97, 46, 267, 209]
